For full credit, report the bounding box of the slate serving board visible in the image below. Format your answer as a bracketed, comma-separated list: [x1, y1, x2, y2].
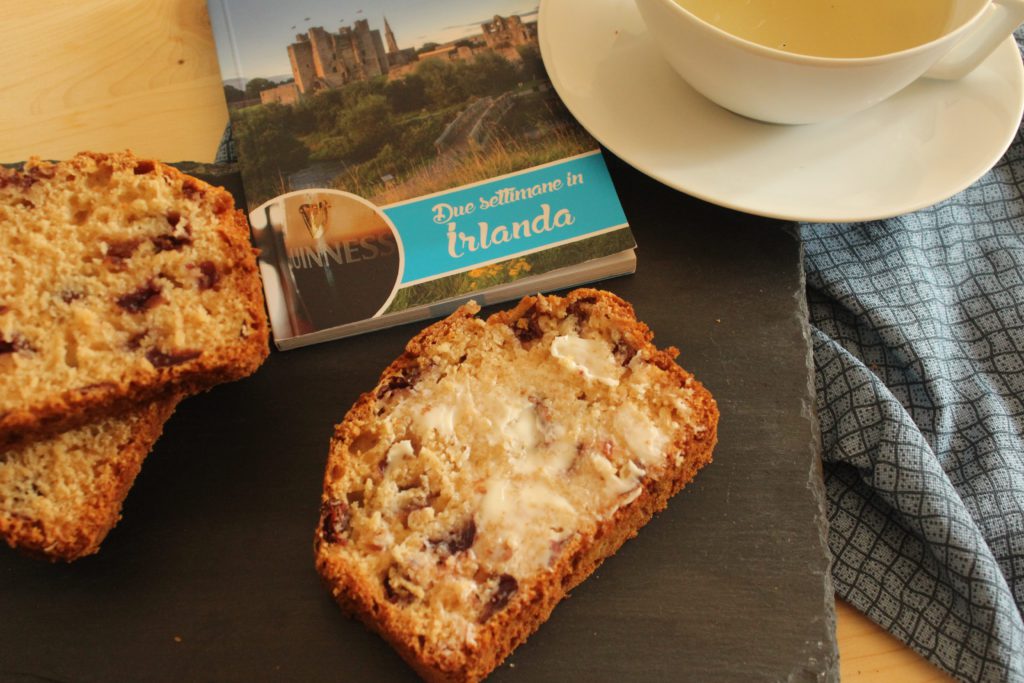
[0, 156, 838, 682]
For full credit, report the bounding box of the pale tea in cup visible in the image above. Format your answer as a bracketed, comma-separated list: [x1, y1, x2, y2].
[673, 0, 956, 57]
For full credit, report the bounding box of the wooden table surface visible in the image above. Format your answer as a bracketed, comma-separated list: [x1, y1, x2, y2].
[0, 1, 958, 681]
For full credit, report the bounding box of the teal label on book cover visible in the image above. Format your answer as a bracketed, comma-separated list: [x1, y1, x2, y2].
[383, 151, 628, 285]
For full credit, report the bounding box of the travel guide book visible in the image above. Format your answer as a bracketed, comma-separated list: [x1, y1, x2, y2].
[208, 0, 636, 350]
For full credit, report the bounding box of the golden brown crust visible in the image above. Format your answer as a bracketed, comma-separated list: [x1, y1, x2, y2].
[315, 288, 719, 682]
[0, 395, 181, 562]
[0, 151, 269, 450]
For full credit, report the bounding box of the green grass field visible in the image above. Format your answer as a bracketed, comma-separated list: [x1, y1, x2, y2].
[364, 125, 594, 206]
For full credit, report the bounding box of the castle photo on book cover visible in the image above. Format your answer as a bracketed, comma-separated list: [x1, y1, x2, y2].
[208, 0, 635, 348]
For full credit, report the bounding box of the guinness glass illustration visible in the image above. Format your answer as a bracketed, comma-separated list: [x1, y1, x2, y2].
[250, 190, 401, 339]
[298, 196, 330, 240]
[298, 195, 337, 291]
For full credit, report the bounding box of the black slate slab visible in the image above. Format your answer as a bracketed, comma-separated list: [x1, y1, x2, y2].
[0, 157, 837, 682]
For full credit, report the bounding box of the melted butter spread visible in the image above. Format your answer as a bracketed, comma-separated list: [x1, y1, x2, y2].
[614, 404, 669, 466]
[385, 440, 415, 467]
[414, 404, 456, 439]
[379, 331, 681, 580]
[550, 334, 623, 386]
[477, 477, 577, 569]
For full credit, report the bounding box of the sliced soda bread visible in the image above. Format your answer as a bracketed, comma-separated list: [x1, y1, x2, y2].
[0, 152, 268, 449]
[0, 397, 180, 561]
[315, 289, 719, 682]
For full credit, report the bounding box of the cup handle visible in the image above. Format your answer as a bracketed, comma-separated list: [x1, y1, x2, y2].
[924, 0, 1024, 80]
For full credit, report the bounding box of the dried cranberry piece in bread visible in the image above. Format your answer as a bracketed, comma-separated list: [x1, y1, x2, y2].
[315, 289, 718, 682]
[0, 152, 268, 449]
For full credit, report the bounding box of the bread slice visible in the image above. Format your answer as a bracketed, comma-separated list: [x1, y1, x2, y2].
[0, 152, 268, 449]
[315, 289, 718, 682]
[0, 396, 179, 561]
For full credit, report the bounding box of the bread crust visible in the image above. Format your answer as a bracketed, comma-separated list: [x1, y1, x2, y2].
[0, 152, 269, 450]
[315, 289, 718, 682]
[0, 395, 180, 562]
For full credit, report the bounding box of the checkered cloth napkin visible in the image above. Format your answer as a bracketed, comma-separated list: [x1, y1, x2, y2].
[802, 35, 1024, 683]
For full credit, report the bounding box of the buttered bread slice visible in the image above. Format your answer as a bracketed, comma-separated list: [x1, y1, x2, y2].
[315, 289, 718, 682]
[0, 152, 268, 448]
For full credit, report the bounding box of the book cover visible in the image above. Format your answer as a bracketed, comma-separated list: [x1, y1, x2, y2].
[208, 0, 636, 349]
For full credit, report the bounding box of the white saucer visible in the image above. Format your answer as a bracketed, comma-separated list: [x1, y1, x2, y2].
[539, 0, 1024, 222]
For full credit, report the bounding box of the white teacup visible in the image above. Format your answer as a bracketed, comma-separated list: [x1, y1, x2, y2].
[635, 0, 1024, 124]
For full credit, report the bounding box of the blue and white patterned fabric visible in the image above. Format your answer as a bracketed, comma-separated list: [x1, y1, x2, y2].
[802, 35, 1024, 683]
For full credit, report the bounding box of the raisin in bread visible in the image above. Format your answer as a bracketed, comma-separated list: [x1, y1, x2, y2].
[0, 152, 268, 449]
[0, 396, 179, 561]
[315, 289, 719, 683]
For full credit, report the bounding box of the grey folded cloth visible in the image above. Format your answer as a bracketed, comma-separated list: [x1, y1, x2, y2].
[803, 35, 1024, 682]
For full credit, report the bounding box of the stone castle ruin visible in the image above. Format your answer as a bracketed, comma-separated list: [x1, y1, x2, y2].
[482, 15, 536, 59]
[285, 15, 537, 96]
[288, 19, 390, 94]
